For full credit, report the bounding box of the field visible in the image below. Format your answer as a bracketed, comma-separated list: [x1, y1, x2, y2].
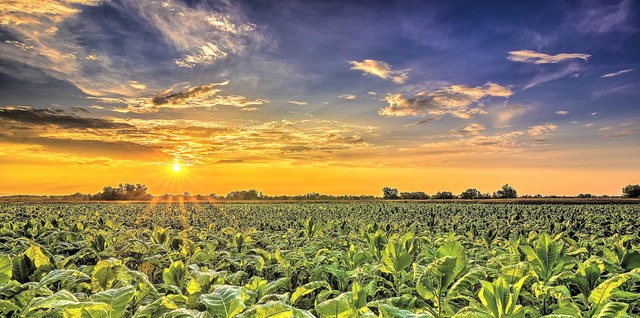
[1, 202, 639, 317]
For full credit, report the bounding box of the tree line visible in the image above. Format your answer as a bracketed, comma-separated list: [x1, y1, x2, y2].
[1, 183, 639, 202]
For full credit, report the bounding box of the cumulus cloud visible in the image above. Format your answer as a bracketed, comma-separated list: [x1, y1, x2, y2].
[508, 50, 590, 64]
[349, 59, 408, 84]
[528, 124, 557, 136]
[379, 82, 512, 118]
[338, 94, 357, 100]
[602, 69, 635, 78]
[556, 110, 569, 115]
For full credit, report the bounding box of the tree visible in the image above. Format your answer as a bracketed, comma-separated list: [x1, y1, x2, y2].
[434, 191, 454, 199]
[493, 184, 517, 198]
[460, 188, 482, 199]
[382, 187, 399, 199]
[622, 184, 640, 198]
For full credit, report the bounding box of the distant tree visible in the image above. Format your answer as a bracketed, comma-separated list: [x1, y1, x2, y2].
[577, 193, 594, 198]
[382, 187, 399, 199]
[460, 188, 482, 199]
[493, 184, 517, 198]
[226, 189, 260, 200]
[434, 191, 455, 199]
[622, 184, 640, 198]
[399, 191, 429, 200]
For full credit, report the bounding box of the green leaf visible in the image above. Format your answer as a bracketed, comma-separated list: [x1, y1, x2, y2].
[24, 245, 51, 269]
[315, 292, 358, 318]
[62, 302, 112, 318]
[594, 302, 628, 318]
[199, 285, 247, 317]
[12, 254, 35, 283]
[91, 286, 135, 318]
[436, 240, 468, 279]
[29, 289, 79, 311]
[132, 297, 180, 318]
[589, 273, 632, 316]
[237, 301, 315, 318]
[377, 304, 435, 318]
[0, 299, 19, 315]
[163, 260, 188, 289]
[91, 259, 127, 292]
[0, 255, 11, 285]
[291, 281, 331, 305]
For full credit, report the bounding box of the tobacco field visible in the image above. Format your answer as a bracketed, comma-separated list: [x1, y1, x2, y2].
[0, 202, 639, 317]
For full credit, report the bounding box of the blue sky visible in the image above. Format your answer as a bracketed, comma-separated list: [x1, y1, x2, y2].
[0, 0, 638, 195]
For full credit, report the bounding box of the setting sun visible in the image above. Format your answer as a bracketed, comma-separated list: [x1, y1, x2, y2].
[172, 163, 181, 172]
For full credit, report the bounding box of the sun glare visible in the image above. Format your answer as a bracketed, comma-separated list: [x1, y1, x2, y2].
[172, 163, 181, 172]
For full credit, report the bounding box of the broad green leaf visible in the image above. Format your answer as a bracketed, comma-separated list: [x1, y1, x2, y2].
[315, 292, 357, 318]
[91, 259, 127, 292]
[132, 297, 180, 318]
[29, 289, 79, 311]
[436, 240, 468, 279]
[0, 299, 19, 315]
[377, 304, 435, 318]
[163, 260, 188, 289]
[199, 285, 247, 317]
[24, 245, 51, 269]
[594, 302, 628, 318]
[91, 286, 135, 318]
[589, 273, 632, 315]
[237, 301, 315, 318]
[12, 254, 35, 283]
[62, 302, 112, 318]
[291, 281, 331, 304]
[0, 255, 11, 285]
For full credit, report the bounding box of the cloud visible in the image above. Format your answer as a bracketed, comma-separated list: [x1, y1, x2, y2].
[417, 131, 526, 154]
[496, 105, 528, 126]
[404, 118, 435, 127]
[338, 94, 357, 100]
[602, 69, 635, 78]
[379, 82, 512, 118]
[605, 129, 640, 138]
[525, 62, 581, 89]
[508, 50, 590, 64]
[0, 107, 131, 129]
[556, 110, 569, 115]
[0, 0, 267, 96]
[458, 123, 486, 134]
[152, 82, 227, 105]
[95, 81, 268, 113]
[349, 59, 408, 84]
[573, 0, 633, 33]
[287, 100, 307, 105]
[528, 124, 557, 136]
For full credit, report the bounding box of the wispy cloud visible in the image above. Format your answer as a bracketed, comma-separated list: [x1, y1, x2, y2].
[508, 50, 590, 64]
[573, 0, 634, 34]
[286, 100, 307, 105]
[379, 82, 512, 118]
[0, 0, 267, 96]
[528, 124, 557, 136]
[404, 118, 435, 127]
[524, 62, 581, 89]
[93, 81, 269, 113]
[556, 110, 569, 115]
[602, 69, 635, 78]
[349, 59, 408, 84]
[338, 94, 357, 100]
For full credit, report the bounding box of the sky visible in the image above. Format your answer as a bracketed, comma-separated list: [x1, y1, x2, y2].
[0, 0, 639, 196]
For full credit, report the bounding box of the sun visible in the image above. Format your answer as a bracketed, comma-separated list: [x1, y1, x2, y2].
[172, 163, 181, 172]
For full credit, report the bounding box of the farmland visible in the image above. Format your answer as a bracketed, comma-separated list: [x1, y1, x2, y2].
[1, 202, 639, 317]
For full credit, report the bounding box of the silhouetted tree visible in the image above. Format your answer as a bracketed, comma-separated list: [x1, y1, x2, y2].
[382, 187, 399, 199]
[434, 191, 455, 199]
[622, 184, 640, 198]
[399, 191, 429, 199]
[493, 184, 517, 198]
[460, 188, 482, 199]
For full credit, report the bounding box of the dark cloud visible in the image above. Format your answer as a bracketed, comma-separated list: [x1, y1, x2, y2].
[152, 83, 219, 105]
[0, 107, 132, 129]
